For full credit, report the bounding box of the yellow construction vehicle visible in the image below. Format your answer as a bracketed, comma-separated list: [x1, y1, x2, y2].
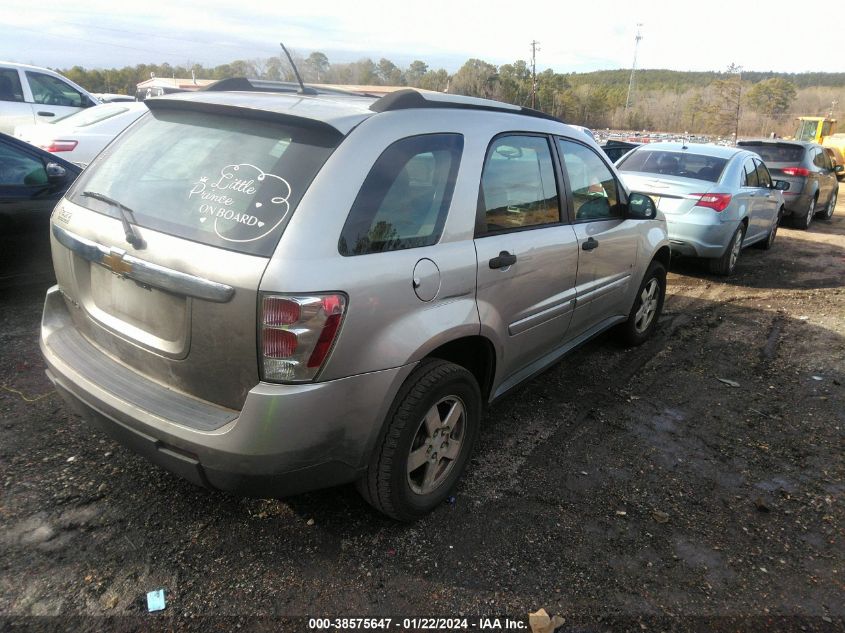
[795, 116, 845, 180]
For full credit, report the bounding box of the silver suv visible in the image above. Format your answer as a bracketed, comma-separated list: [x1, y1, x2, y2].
[40, 88, 670, 520]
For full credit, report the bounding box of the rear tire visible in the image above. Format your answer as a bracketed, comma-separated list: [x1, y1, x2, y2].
[822, 188, 838, 220]
[616, 260, 666, 346]
[709, 224, 745, 276]
[357, 359, 481, 521]
[793, 195, 816, 229]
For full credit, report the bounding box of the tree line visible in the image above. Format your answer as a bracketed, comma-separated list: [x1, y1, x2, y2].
[58, 52, 845, 138]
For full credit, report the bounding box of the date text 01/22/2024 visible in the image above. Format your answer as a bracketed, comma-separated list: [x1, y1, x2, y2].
[307, 617, 528, 630]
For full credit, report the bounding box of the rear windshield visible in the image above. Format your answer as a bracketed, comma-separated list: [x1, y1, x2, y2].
[737, 143, 804, 164]
[617, 150, 727, 182]
[68, 108, 340, 257]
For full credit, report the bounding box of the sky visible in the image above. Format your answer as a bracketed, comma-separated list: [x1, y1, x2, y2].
[0, 0, 837, 75]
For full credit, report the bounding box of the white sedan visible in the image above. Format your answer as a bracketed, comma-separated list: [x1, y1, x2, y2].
[14, 102, 147, 168]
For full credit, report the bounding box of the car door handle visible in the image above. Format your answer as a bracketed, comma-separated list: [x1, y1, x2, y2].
[489, 250, 517, 269]
[582, 237, 599, 251]
[37, 111, 55, 117]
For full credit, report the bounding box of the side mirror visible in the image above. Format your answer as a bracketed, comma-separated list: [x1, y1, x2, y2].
[45, 162, 68, 181]
[773, 179, 790, 191]
[628, 192, 658, 220]
[835, 165, 844, 174]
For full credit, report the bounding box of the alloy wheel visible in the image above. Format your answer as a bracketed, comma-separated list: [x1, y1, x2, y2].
[806, 198, 816, 226]
[826, 190, 838, 219]
[407, 396, 466, 495]
[634, 278, 660, 334]
[729, 230, 742, 272]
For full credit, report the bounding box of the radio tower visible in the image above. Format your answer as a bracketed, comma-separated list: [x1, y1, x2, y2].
[625, 24, 643, 112]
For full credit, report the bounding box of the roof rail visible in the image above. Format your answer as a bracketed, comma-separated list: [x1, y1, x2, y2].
[369, 89, 561, 122]
[203, 77, 375, 97]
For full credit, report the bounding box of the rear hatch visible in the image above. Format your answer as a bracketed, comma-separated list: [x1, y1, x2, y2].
[51, 103, 343, 409]
[618, 149, 729, 216]
[737, 142, 806, 194]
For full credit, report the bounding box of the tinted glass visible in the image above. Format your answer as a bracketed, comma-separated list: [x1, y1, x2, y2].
[0, 142, 47, 186]
[338, 134, 463, 256]
[754, 159, 772, 188]
[742, 159, 759, 187]
[26, 71, 85, 107]
[0, 68, 24, 103]
[812, 149, 826, 168]
[69, 108, 339, 257]
[618, 150, 727, 182]
[558, 138, 622, 221]
[480, 135, 559, 232]
[738, 143, 804, 164]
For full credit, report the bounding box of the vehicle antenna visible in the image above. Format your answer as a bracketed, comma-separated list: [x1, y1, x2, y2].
[280, 43, 317, 95]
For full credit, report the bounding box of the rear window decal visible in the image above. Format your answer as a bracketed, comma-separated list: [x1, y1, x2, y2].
[188, 163, 291, 243]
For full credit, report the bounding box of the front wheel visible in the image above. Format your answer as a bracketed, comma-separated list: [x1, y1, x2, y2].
[616, 260, 666, 346]
[709, 224, 745, 276]
[357, 359, 481, 521]
[758, 208, 781, 250]
[823, 188, 838, 220]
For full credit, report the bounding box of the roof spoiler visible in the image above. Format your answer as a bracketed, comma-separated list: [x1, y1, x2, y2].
[369, 89, 562, 123]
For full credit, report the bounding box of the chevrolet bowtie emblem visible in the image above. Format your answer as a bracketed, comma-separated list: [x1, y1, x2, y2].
[102, 250, 132, 276]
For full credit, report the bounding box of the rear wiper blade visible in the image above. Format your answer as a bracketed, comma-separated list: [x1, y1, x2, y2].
[81, 190, 145, 249]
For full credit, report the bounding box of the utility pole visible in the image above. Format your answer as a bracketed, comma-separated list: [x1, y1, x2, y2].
[625, 24, 643, 113]
[733, 64, 742, 145]
[830, 99, 839, 118]
[530, 40, 539, 109]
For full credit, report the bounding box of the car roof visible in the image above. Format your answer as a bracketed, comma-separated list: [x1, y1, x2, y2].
[632, 142, 746, 159]
[146, 88, 566, 136]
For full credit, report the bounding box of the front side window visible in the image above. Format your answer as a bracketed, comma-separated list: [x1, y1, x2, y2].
[338, 134, 463, 256]
[812, 149, 827, 169]
[558, 138, 621, 221]
[26, 72, 85, 107]
[480, 135, 559, 233]
[0, 68, 24, 103]
[69, 108, 340, 257]
[754, 159, 772, 188]
[742, 159, 759, 187]
[0, 142, 46, 186]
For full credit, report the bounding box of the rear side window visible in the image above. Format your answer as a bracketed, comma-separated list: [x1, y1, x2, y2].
[738, 143, 804, 164]
[754, 159, 772, 188]
[0, 68, 24, 103]
[69, 108, 340, 257]
[618, 150, 727, 182]
[480, 135, 559, 233]
[338, 134, 463, 256]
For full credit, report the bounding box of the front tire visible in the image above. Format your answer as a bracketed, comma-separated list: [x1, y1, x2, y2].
[357, 359, 481, 521]
[758, 208, 781, 250]
[709, 224, 745, 276]
[616, 260, 666, 346]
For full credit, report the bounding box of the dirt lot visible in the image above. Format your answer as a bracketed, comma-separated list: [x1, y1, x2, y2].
[1, 187, 843, 632]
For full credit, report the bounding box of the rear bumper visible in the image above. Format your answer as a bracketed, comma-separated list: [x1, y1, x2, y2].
[40, 286, 414, 497]
[664, 215, 739, 258]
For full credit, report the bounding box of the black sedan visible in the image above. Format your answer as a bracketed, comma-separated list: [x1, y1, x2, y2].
[0, 132, 81, 287]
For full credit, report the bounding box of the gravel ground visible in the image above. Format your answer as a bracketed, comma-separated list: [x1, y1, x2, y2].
[1, 185, 843, 632]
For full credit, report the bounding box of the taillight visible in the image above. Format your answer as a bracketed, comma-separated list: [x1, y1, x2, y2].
[259, 293, 347, 383]
[42, 140, 78, 152]
[692, 193, 732, 212]
[781, 166, 810, 177]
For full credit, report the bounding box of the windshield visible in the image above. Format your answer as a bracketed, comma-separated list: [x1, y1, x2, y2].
[68, 108, 340, 257]
[795, 119, 820, 142]
[617, 150, 728, 182]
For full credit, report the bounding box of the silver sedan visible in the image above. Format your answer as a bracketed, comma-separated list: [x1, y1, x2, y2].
[617, 142, 787, 275]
